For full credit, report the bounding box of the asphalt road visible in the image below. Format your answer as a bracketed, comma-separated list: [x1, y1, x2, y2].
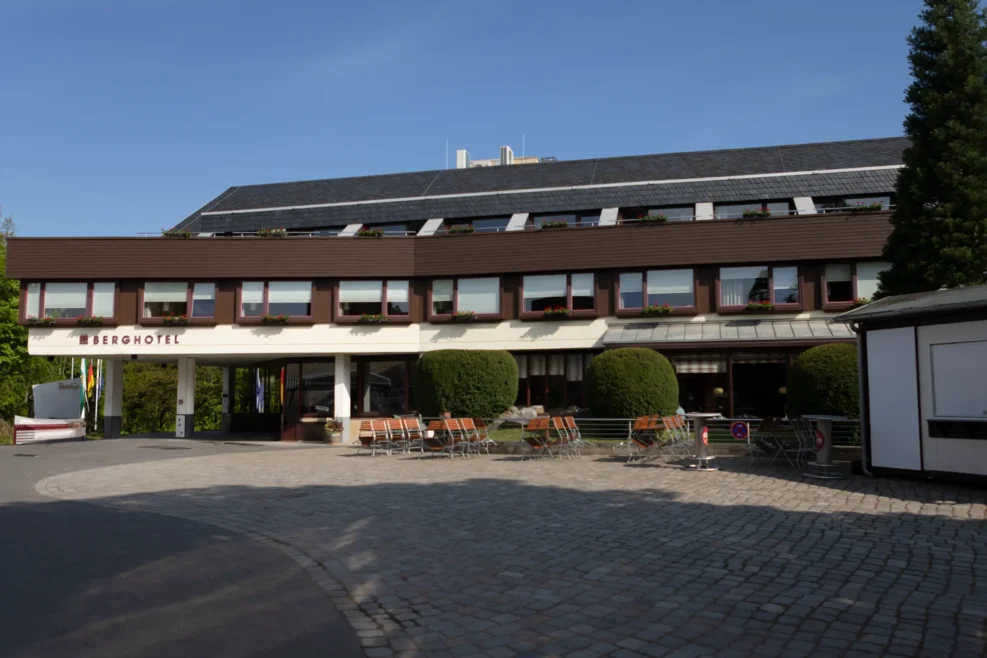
[0, 439, 364, 658]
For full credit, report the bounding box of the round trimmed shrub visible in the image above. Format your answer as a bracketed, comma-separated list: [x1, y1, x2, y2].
[786, 343, 859, 418]
[587, 348, 679, 417]
[414, 350, 518, 417]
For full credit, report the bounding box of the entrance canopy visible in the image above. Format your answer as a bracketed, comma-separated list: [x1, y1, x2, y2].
[602, 318, 854, 347]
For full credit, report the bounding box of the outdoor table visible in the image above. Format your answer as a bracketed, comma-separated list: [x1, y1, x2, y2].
[802, 415, 847, 480]
[684, 412, 722, 471]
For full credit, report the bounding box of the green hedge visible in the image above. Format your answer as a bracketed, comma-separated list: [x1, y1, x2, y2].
[587, 348, 679, 417]
[786, 343, 859, 418]
[414, 350, 518, 417]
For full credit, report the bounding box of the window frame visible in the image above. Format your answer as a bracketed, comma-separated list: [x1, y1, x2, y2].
[715, 265, 802, 312]
[820, 262, 889, 310]
[529, 210, 602, 229]
[334, 280, 411, 323]
[428, 277, 503, 322]
[138, 281, 218, 325]
[519, 272, 597, 319]
[23, 281, 118, 325]
[616, 269, 698, 316]
[619, 206, 696, 223]
[237, 280, 314, 324]
[713, 199, 795, 220]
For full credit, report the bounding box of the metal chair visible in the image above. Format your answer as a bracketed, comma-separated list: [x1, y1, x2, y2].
[401, 417, 426, 457]
[628, 415, 663, 462]
[521, 417, 553, 459]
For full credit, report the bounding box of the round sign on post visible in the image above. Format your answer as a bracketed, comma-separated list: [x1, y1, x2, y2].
[701, 426, 709, 445]
[815, 429, 825, 452]
[730, 421, 749, 441]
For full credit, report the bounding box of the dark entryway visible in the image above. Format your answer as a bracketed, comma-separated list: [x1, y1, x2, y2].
[732, 363, 787, 417]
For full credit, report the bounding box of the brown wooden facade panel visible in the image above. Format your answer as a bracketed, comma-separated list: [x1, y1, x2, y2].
[118, 281, 139, 325]
[215, 280, 238, 324]
[5, 212, 891, 281]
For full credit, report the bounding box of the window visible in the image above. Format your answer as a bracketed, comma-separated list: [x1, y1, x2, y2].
[648, 206, 694, 222]
[815, 195, 891, 213]
[531, 211, 600, 228]
[353, 359, 410, 415]
[192, 283, 216, 317]
[43, 282, 88, 318]
[720, 267, 769, 306]
[301, 362, 335, 415]
[619, 270, 695, 309]
[772, 266, 799, 304]
[856, 261, 890, 300]
[521, 273, 595, 313]
[430, 277, 500, 317]
[143, 282, 188, 318]
[824, 264, 853, 303]
[714, 200, 792, 219]
[240, 281, 313, 318]
[338, 280, 408, 317]
[25, 283, 41, 319]
[91, 283, 115, 317]
[447, 216, 510, 233]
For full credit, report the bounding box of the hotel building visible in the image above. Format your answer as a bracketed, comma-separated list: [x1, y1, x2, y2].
[5, 137, 904, 441]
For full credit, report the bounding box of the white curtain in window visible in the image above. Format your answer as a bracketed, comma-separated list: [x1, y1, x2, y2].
[523, 274, 566, 302]
[856, 262, 889, 299]
[458, 277, 499, 314]
[649, 269, 693, 293]
[25, 282, 40, 318]
[432, 280, 453, 302]
[566, 354, 583, 382]
[386, 280, 409, 303]
[241, 281, 264, 304]
[269, 281, 312, 303]
[144, 282, 187, 302]
[44, 282, 87, 309]
[720, 266, 766, 306]
[91, 283, 115, 316]
[529, 354, 546, 376]
[515, 354, 528, 378]
[339, 281, 382, 302]
[549, 354, 565, 376]
[193, 282, 216, 300]
[571, 273, 594, 297]
[824, 264, 852, 283]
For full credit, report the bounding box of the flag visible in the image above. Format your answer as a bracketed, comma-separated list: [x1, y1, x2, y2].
[255, 369, 264, 413]
[280, 367, 285, 407]
[87, 363, 95, 397]
[79, 358, 87, 417]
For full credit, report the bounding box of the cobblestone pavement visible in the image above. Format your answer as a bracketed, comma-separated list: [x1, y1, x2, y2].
[37, 449, 987, 658]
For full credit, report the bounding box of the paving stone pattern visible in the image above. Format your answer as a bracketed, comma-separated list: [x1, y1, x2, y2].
[38, 450, 987, 658]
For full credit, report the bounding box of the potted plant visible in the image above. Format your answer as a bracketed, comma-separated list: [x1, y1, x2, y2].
[28, 316, 56, 327]
[742, 209, 771, 219]
[637, 214, 668, 224]
[852, 297, 871, 308]
[452, 310, 476, 322]
[745, 300, 774, 312]
[358, 313, 386, 324]
[543, 306, 571, 318]
[256, 228, 287, 238]
[641, 304, 673, 316]
[161, 228, 192, 239]
[356, 227, 384, 238]
[324, 418, 344, 444]
[261, 314, 289, 325]
[75, 316, 105, 326]
[539, 220, 568, 230]
[448, 225, 475, 234]
[849, 202, 884, 215]
[163, 313, 190, 326]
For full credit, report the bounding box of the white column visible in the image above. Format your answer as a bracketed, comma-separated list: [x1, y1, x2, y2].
[505, 213, 529, 231]
[176, 357, 196, 438]
[598, 208, 619, 226]
[334, 354, 352, 444]
[793, 197, 816, 215]
[103, 359, 124, 438]
[695, 202, 715, 220]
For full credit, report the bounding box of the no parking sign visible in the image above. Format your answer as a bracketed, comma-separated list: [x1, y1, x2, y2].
[815, 429, 825, 451]
[701, 426, 709, 445]
[730, 421, 749, 441]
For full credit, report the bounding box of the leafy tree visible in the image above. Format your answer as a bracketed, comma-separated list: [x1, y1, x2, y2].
[120, 363, 225, 435]
[879, 0, 987, 296]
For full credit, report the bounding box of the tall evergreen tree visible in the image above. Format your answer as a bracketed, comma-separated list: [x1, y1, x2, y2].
[879, 0, 987, 296]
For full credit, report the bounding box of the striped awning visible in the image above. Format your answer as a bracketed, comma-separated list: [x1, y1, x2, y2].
[671, 355, 726, 374]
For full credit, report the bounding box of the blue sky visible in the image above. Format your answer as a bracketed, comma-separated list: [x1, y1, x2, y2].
[0, 0, 923, 236]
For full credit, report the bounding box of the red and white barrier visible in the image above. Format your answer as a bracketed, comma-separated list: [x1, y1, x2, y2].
[12, 417, 86, 445]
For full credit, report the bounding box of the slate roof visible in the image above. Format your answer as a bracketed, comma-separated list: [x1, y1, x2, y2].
[174, 136, 907, 232]
[837, 284, 987, 324]
[603, 319, 855, 345]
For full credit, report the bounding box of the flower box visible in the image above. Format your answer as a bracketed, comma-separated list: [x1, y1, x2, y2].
[849, 202, 884, 214]
[542, 306, 571, 318]
[75, 316, 105, 327]
[641, 304, 673, 316]
[745, 301, 774, 312]
[852, 297, 871, 308]
[742, 209, 771, 219]
[452, 310, 476, 322]
[163, 314, 190, 326]
[539, 220, 568, 230]
[358, 314, 386, 324]
[261, 314, 289, 325]
[27, 317, 56, 327]
[637, 214, 668, 224]
[356, 228, 384, 238]
[256, 228, 287, 238]
[448, 225, 475, 235]
[161, 229, 192, 239]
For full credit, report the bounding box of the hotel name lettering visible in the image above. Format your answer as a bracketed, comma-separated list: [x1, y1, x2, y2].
[79, 334, 182, 346]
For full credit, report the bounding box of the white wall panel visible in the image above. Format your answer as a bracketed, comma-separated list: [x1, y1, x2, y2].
[866, 327, 922, 471]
